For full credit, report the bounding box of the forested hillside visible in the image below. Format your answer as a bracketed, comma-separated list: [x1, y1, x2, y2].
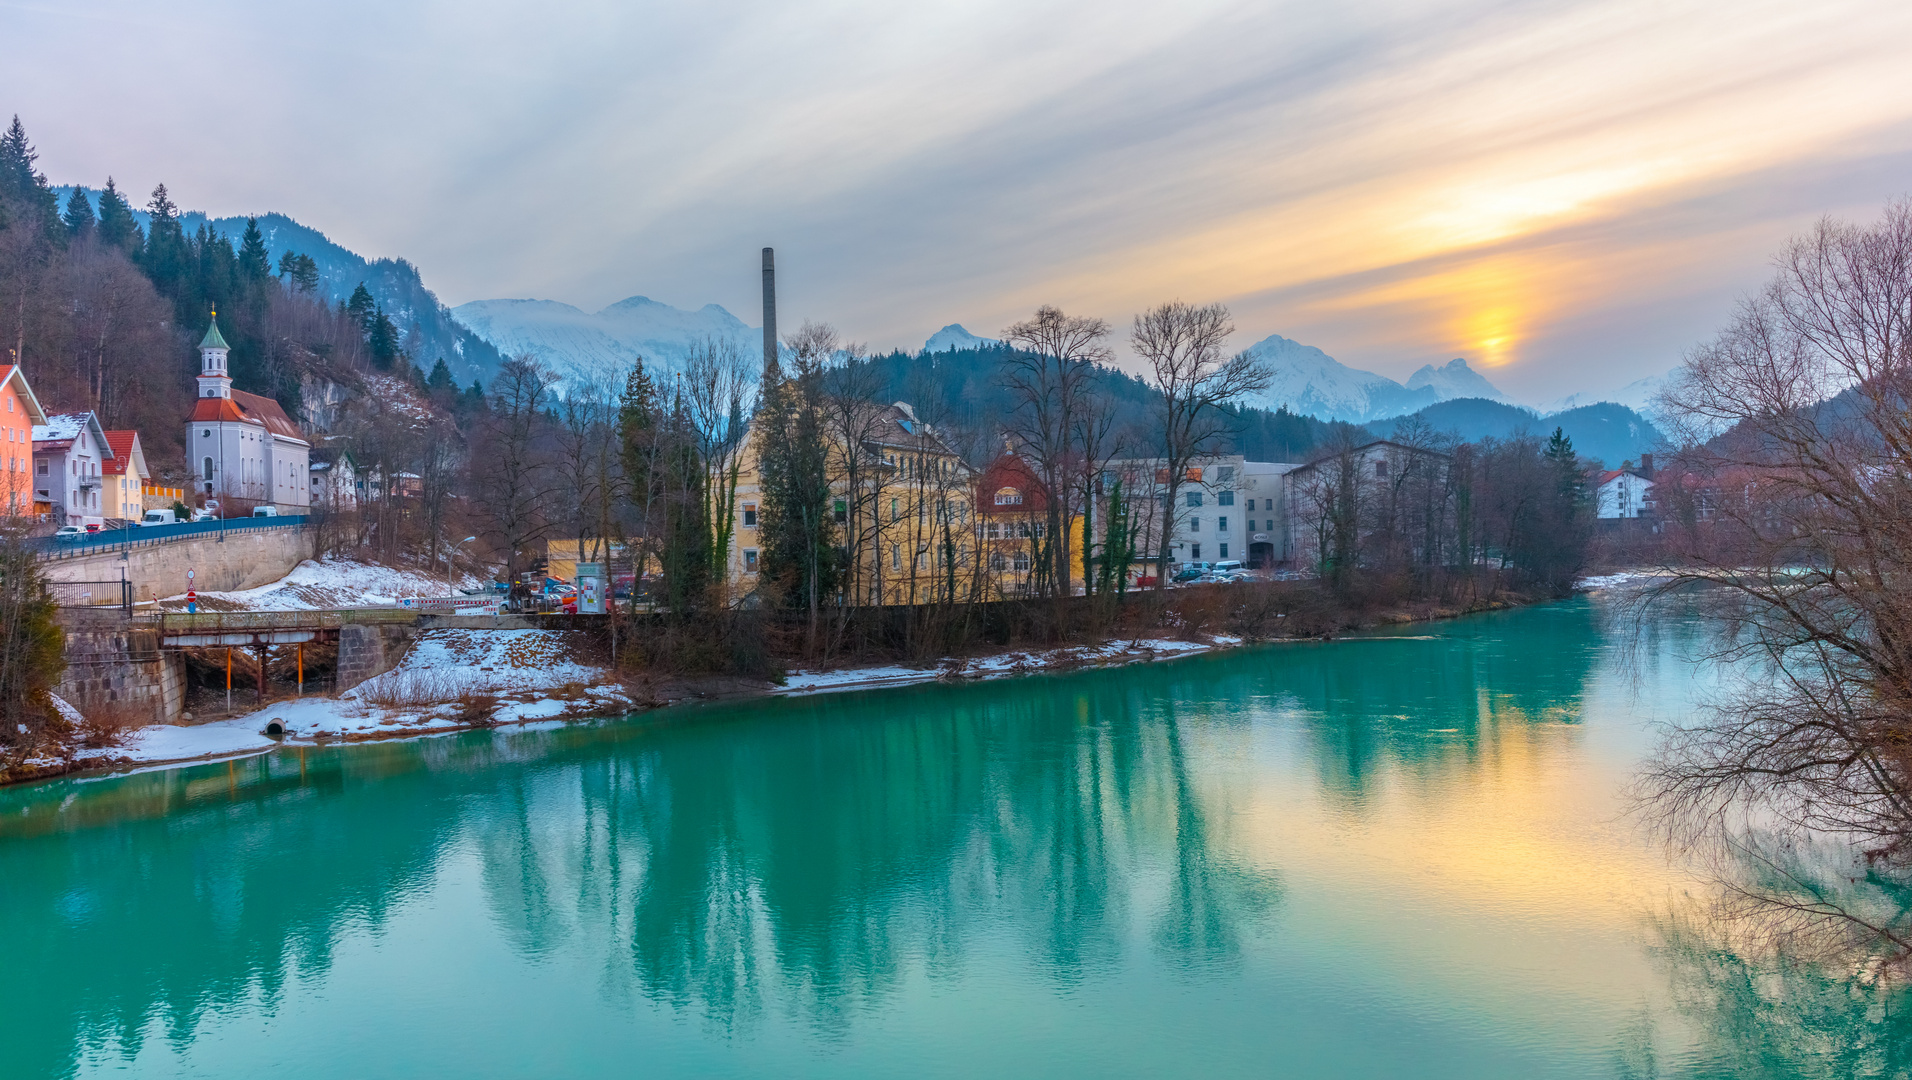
[859, 345, 1358, 464]
[0, 117, 478, 477]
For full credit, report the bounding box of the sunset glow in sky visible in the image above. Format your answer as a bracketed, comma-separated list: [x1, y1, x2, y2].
[6, 0, 1912, 400]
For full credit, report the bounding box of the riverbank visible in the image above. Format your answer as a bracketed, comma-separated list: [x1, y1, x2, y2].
[4, 576, 1611, 788]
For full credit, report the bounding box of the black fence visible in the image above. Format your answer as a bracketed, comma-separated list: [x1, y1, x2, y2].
[32, 516, 309, 560]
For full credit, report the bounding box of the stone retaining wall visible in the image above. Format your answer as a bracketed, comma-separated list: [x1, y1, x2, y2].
[43, 526, 312, 604]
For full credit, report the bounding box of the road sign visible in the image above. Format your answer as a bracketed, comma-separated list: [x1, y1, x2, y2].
[187, 569, 194, 581]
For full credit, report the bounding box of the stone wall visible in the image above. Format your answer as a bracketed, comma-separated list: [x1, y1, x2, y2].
[42, 525, 312, 604]
[337, 623, 417, 691]
[55, 613, 185, 725]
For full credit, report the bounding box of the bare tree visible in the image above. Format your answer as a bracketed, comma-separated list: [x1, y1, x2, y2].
[1001, 306, 1111, 603]
[474, 355, 559, 604]
[682, 337, 756, 595]
[1638, 199, 1912, 962]
[1131, 301, 1271, 589]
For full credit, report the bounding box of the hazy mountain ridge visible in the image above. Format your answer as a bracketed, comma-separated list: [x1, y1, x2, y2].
[1368, 396, 1664, 469]
[1244, 334, 1448, 422]
[450, 295, 758, 392]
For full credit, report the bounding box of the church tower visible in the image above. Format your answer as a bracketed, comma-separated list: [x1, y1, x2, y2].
[196, 313, 232, 399]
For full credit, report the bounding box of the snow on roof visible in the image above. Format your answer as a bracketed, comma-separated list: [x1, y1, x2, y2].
[33, 413, 86, 442]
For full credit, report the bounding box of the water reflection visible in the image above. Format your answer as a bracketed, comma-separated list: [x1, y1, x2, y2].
[6, 599, 1898, 1076]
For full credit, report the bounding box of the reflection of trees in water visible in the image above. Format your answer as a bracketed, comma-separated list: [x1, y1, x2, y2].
[1623, 901, 1912, 1079]
[1161, 600, 1605, 806]
[451, 670, 1285, 1033]
[0, 748, 467, 1079]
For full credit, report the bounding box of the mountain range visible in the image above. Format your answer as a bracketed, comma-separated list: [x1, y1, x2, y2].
[450, 296, 757, 392]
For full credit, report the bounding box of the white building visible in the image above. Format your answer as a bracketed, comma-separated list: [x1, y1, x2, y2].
[1112, 455, 1303, 570]
[1595, 468, 1655, 519]
[32, 411, 113, 527]
[309, 447, 360, 509]
[186, 316, 311, 514]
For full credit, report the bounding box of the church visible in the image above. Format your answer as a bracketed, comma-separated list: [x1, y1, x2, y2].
[187, 315, 311, 514]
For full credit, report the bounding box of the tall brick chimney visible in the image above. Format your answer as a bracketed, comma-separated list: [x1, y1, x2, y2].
[761, 247, 778, 379]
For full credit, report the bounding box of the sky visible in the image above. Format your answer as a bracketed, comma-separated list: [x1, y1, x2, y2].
[5, 0, 1912, 403]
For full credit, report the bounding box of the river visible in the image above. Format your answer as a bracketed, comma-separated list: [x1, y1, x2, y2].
[2, 596, 1904, 1077]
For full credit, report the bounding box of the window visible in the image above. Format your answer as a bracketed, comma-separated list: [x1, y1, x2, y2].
[1246, 498, 1256, 511]
[986, 522, 1001, 539]
[993, 487, 1023, 506]
[744, 549, 759, 572]
[742, 503, 758, 527]
[1218, 516, 1228, 531]
[1187, 517, 1200, 533]
[1013, 552, 1031, 573]
[36, 459, 47, 475]
[1016, 522, 1030, 539]
[1186, 467, 1203, 481]
[990, 553, 1006, 572]
[891, 544, 901, 570]
[834, 499, 847, 524]
[1217, 466, 1235, 482]
[1374, 458, 1388, 478]
[1191, 543, 1202, 560]
[1219, 543, 1229, 558]
[1186, 492, 1203, 507]
[1219, 491, 1234, 506]
[204, 457, 214, 480]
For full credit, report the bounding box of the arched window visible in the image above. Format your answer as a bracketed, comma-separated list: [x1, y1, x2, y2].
[204, 457, 214, 480]
[994, 487, 1022, 506]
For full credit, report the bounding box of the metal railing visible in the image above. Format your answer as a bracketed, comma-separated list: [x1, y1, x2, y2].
[133, 607, 420, 633]
[33, 516, 310, 560]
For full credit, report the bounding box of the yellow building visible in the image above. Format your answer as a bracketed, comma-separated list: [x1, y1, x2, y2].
[101, 430, 150, 522]
[727, 401, 987, 606]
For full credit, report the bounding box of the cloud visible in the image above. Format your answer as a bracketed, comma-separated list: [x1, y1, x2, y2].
[4, 0, 1910, 399]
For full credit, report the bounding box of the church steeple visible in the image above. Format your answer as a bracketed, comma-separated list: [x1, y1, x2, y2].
[197, 311, 232, 399]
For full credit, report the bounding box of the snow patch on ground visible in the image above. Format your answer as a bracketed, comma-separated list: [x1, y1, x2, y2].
[160, 557, 484, 611]
[1576, 571, 1663, 591]
[352, 630, 598, 700]
[778, 636, 1232, 694]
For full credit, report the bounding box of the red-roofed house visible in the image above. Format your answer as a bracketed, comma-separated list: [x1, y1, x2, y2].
[1595, 454, 1656, 520]
[187, 315, 310, 513]
[101, 430, 151, 522]
[0, 364, 48, 516]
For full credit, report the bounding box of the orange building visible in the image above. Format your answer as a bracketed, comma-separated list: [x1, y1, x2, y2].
[0, 365, 49, 516]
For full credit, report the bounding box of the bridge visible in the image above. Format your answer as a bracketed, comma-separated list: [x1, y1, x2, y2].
[138, 607, 417, 648]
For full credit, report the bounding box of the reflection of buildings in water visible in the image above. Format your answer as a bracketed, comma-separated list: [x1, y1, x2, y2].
[462, 678, 1286, 1031]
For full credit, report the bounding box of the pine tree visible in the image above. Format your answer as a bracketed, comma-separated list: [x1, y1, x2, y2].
[237, 217, 271, 282]
[426, 357, 456, 395]
[0, 116, 59, 235]
[277, 251, 319, 293]
[368, 306, 401, 369]
[345, 282, 376, 331]
[62, 186, 94, 241]
[139, 183, 188, 299]
[94, 177, 139, 253]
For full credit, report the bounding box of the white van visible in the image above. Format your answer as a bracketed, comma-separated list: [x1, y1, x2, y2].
[138, 509, 178, 527]
[1212, 560, 1244, 575]
[252, 505, 280, 518]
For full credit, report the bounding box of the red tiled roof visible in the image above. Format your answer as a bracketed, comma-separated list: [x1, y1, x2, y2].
[102, 430, 141, 476]
[976, 453, 1051, 516]
[187, 392, 308, 445]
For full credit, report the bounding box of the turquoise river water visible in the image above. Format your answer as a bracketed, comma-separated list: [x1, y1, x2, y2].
[3, 597, 1907, 1077]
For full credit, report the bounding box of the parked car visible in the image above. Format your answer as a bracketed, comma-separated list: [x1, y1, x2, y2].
[138, 509, 178, 527]
[52, 524, 87, 543]
[1171, 566, 1207, 583]
[251, 506, 279, 518]
[189, 507, 217, 522]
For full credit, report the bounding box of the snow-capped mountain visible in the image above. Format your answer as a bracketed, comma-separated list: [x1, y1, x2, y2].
[1407, 358, 1508, 403]
[452, 296, 758, 394]
[924, 324, 1000, 352]
[1541, 373, 1668, 417]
